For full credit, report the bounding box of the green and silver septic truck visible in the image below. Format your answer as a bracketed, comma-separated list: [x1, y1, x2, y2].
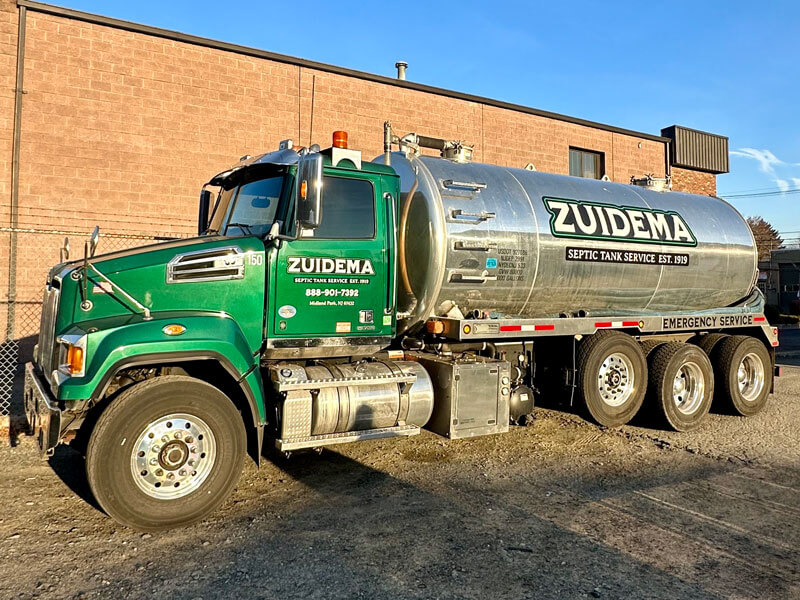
[25, 123, 778, 530]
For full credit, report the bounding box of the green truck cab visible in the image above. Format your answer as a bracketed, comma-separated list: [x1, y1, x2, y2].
[25, 138, 416, 529]
[24, 126, 778, 530]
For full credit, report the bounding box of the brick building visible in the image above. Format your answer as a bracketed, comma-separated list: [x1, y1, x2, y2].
[0, 0, 729, 418]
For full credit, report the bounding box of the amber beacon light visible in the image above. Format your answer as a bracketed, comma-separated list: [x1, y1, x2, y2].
[332, 130, 348, 149]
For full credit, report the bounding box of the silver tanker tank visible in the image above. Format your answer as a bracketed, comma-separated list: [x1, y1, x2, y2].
[379, 150, 757, 334]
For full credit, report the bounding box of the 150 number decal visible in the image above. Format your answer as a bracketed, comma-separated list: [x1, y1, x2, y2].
[305, 288, 360, 297]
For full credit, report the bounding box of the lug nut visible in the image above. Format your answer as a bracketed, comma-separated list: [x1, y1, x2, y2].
[188, 460, 195, 467]
[152, 445, 161, 453]
[174, 431, 183, 439]
[179, 469, 187, 476]
[167, 472, 175, 480]
[161, 435, 169, 443]
[149, 458, 158, 466]
[190, 447, 197, 454]
[185, 436, 194, 444]
[155, 469, 164, 477]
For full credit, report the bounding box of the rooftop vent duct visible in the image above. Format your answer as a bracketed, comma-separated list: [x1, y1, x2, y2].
[395, 61, 408, 81]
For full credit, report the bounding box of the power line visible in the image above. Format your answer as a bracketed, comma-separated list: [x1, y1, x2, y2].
[721, 184, 797, 194]
[721, 188, 800, 199]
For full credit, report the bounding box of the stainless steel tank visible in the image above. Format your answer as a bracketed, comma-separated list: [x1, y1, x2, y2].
[296, 360, 434, 434]
[381, 152, 757, 333]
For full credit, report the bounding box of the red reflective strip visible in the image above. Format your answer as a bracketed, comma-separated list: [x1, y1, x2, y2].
[595, 322, 612, 328]
[535, 324, 555, 331]
[622, 321, 640, 327]
[499, 325, 522, 332]
[754, 316, 766, 322]
[772, 341, 779, 347]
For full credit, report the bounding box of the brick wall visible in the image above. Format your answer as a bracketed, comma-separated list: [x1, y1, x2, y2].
[671, 167, 717, 196]
[0, 1, 715, 304]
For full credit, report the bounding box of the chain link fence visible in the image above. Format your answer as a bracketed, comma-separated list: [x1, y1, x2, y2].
[1, 228, 187, 422]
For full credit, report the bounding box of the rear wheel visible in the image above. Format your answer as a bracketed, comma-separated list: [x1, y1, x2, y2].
[711, 335, 771, 416]
[577, 331, 647, 427]
[647, 342, 713, 431]
[640, 338, 666, 358]
[689, 333, 728, 356]
[86, 375, 246, 531]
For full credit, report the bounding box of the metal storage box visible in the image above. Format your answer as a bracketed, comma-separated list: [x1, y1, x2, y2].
[409, 353, 510, 439]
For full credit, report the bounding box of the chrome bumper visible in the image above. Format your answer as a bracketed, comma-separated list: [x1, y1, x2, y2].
[24, 362, 61, 457]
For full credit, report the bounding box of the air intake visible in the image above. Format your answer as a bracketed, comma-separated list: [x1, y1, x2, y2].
[167, 246, 245, 283]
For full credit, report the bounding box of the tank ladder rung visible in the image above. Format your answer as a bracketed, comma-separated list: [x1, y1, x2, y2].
[275, 424, 420, 451]
[274, 373, 417, 392]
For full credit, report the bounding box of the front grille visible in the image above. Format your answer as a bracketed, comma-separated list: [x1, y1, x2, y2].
[37, 280, 61, 383]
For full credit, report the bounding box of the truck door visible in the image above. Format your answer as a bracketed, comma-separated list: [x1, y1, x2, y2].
[270, 172, 393, 340]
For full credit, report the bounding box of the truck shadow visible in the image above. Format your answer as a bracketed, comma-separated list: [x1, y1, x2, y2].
[25, 430, 800, 599]
[47, 445, 103, 512]
[108, 449, 800, 599]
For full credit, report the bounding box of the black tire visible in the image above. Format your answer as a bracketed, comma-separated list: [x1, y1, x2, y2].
[711, 335, 771, 417]
[577, 331, 647, 427]
[640, 338, 666, 358]
[86, 375, 246, 531]
[689, 333, 728, 356]
[647, 342, 713, 432]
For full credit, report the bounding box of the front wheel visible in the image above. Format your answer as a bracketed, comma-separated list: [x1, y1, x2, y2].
[86, 375, 246, 531]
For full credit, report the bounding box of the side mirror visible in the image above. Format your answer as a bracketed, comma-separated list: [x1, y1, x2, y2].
[89, 226, 99, 258]
[60, 237, 70, 262]
[296, 153, 323, 229]
[198, 189, 212, 235]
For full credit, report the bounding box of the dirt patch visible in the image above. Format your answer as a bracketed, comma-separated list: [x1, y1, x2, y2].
[1, 369, 800, 599]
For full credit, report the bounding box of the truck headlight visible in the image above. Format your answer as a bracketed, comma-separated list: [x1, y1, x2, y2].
[56, 333, 87, 378]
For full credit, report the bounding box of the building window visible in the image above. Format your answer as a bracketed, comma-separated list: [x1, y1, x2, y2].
[569, 147, 604, 179]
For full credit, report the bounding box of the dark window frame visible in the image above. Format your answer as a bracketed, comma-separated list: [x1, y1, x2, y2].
[301, 174, 378, 241]
[569, 147, 605, 179]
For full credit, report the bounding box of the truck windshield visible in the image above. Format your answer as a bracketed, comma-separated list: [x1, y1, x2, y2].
[207, 172, 285, 238]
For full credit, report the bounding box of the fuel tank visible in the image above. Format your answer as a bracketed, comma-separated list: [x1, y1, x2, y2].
[381, 153, 757, 334]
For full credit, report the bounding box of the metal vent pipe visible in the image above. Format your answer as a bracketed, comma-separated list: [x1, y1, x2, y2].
[395, 61, 408, 80]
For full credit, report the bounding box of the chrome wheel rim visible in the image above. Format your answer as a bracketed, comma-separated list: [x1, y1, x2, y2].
[130, 413, 216, 500]
[738, 352, 765, 403]
[597, 352, 635, 407]
[673, 361, 705, 415]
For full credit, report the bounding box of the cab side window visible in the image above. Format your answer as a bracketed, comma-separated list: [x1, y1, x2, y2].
[312, 176, 375, 239]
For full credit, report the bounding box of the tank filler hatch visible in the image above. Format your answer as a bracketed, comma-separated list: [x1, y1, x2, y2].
[384, 122, 474, 164]
[630, 174, 672, 192]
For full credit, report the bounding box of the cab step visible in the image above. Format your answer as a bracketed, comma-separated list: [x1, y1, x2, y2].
[275, 424, 420, 451]
[273, 372, 416, 392]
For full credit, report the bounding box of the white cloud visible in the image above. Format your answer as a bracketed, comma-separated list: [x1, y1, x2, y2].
[729, 148, 784, 176]
[729, 147, 800, 193]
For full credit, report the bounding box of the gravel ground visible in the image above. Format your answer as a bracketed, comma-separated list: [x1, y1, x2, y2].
[1, 366, 799, 600]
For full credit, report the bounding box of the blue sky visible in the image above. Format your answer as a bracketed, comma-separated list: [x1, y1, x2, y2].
[55, 1, 800, 235]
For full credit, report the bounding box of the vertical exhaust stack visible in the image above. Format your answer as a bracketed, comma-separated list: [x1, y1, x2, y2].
[395, 61, 408, 81]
